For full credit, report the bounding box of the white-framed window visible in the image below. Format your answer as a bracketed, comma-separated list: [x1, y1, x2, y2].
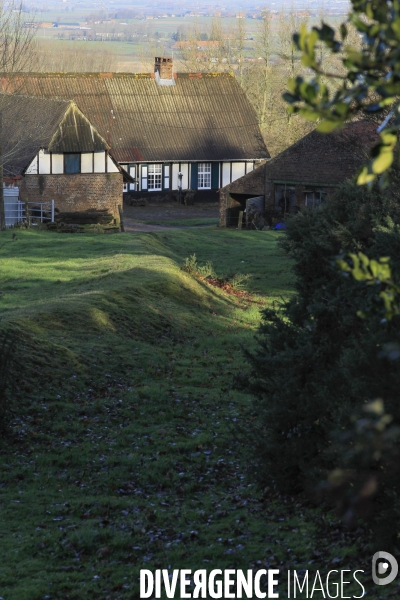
[198, 162, 211, 189]
[148, 164, 162, 191]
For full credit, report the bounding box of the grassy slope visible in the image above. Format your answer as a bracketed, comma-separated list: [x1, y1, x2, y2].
[0, 230, 368, 599]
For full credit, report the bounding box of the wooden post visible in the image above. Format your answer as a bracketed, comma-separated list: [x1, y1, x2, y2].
[25, 201, 30, 227]
[238, 210, 243, 230]
[0, 113, 4, 230]
[118, 204, 125, 233]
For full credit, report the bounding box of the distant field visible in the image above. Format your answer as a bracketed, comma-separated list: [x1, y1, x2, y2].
[33, 12, 346, 73]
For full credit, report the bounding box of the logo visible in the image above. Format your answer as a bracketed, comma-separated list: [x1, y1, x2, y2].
[372, 552, 398, 586]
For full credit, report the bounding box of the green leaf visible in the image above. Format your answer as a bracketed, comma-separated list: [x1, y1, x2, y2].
[357, 166, 375, 185]
[372, 148, 394, 174]
[316, 120, 341, 133]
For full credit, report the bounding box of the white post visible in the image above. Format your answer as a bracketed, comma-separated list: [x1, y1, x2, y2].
[51, 199, 55, 222]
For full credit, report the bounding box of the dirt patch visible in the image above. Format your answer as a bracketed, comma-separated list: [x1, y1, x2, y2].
[123, 200, 219, 223]
[122, 219, 183, 233]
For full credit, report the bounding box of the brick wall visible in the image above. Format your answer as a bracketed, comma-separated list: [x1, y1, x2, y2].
[19, 173, 123, 218]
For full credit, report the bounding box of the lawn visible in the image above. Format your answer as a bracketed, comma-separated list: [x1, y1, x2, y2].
[0, 229, 373, 599]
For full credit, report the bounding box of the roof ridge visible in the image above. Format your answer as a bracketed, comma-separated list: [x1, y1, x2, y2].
[0, 92, 71, 104]
[0, 72, 235, 79]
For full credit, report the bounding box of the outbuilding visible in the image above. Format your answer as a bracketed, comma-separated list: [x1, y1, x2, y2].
[1, 94, 125, 220]
[219, 121, 378, 227]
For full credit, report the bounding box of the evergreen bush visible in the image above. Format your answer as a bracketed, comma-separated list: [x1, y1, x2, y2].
[240, 180, 400, 503]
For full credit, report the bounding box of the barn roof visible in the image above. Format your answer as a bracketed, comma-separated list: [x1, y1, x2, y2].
[264, 120, 377, 186]
[0, 72, 269, 163]
[0, 94, 108, 176]
[220, 120, 378, 194]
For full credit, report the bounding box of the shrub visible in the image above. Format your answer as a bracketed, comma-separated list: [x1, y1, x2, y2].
[240, 180, 400, 497]
[324, 399, 400, 550]
[181, 254, 214, 279]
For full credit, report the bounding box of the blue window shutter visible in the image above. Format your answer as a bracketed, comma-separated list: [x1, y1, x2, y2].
[65, 153, 80, 174]
[211, 163, 219, 189]
[190, 163, 198, 190]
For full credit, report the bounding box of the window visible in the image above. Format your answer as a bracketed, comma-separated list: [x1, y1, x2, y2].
[148, 164, 162, 191]
[304, 190, 326, 208]
[64, 153, 80, 174]
[274, 186, 296, 214]
[198, 162, 211, 189]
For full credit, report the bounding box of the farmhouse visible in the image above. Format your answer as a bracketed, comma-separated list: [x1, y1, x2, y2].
[219, 121, 378, 227]
[0, 58, 269, 201]
[1, 94, 124, 219]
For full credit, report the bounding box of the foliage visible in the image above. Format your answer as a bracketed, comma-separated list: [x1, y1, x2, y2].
[325, 399, 400, 549]
[284, 0, 400, 185]
[181, 253, 215, 279]
[319, 253, 400, 549]
[239, 181, 400, 499]
[337, 252, 400, 320]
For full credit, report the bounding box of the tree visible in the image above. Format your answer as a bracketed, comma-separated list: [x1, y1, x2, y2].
[284, 0, 400, 187]
[254, 8, 272, 129]
[241, 6, 314, 156]
[0, 3, 36, 229]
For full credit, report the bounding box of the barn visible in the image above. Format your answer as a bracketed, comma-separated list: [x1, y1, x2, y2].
[0, 58, 269, 202]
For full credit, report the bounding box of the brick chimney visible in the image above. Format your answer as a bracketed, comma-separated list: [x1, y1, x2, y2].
[155, 56, 173, 79]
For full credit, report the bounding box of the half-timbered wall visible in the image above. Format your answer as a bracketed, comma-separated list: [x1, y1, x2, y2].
[25, 150, 119, 176]
[123, 161, 256, 193]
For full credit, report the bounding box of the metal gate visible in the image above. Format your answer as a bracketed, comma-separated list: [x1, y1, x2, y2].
[4, 188, 55, 228]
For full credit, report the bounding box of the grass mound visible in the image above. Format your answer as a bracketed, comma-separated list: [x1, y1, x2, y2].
[0, 229, 367, 599]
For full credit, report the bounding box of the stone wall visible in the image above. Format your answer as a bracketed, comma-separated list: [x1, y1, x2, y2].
[19, 173, 123, 218]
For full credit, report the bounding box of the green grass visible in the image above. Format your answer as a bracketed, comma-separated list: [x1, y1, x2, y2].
[0, 229, 373, 599]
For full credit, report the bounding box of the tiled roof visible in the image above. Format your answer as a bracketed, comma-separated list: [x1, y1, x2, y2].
[220, 121, 378, 193]
[264, 121, 377, 185]
[0, 95, 107, 176]
[0, 73, 269, 163]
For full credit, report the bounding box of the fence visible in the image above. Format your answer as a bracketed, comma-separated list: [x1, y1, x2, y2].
[4, 190, 55, 228]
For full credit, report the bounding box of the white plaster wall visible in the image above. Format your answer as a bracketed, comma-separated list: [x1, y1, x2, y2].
[38, 150, 50, 175]
[222, 162, 231, 187]
[231, 162, 246, 182]
[25, 155, 38, 175]
[171, 163, 180, 190]
[107, 155, 119, 173]
[81, 153, 93, 173]
[94, 151, 105, 173]
[52, 154, 63, 174]
[181, 163, 189, 189]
